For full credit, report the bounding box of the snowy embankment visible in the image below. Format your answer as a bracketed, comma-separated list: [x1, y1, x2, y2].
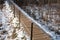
[0, 1, 30, 40]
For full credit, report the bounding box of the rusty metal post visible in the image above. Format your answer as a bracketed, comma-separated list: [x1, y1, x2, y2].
[31, 23, 33, 40]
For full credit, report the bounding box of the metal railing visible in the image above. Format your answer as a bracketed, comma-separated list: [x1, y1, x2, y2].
[9, 0, 60, 40]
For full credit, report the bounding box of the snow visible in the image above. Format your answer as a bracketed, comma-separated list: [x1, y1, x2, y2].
[0, 1, 30, 40]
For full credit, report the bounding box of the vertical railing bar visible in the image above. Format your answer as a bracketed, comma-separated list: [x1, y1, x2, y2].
[13, 0, 15, 17]
[13, 5, 15, 17]
[31, 23, 33, 40]
[19, 11, 20, 28]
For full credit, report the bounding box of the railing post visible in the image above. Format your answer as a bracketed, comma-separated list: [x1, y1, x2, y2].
[31, 23, 33, 40]
[13, 5, 15, 17]
[19, 11, 20, 28]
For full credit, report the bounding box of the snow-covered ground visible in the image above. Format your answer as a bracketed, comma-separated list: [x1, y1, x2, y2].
[0, 1, 30, 40]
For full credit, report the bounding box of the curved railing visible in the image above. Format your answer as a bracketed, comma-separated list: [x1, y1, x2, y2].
[9, 0, 60, 40]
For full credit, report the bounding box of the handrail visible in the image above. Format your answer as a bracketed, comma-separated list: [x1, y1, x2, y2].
[9, 0, 58, 40]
